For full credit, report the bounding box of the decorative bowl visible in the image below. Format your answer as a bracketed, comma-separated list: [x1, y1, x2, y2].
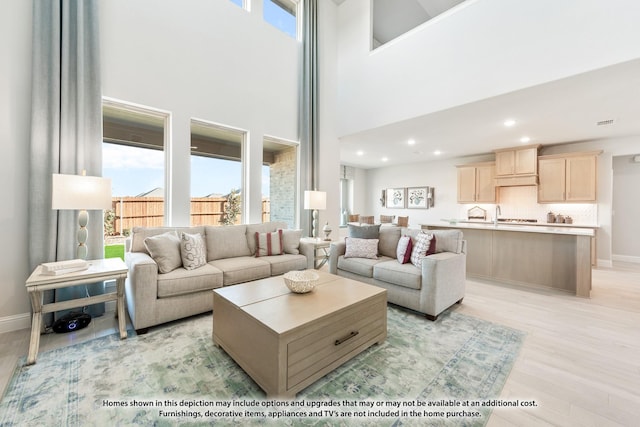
[283, 270, 320, 293]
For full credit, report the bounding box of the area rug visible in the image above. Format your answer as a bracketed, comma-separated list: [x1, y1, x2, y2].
[0, 307, 524, 426]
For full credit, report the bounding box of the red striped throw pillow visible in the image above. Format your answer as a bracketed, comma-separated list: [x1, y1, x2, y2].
[255, 230, 284, 257]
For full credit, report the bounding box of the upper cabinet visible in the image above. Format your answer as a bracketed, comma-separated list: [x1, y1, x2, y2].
[538, 152, 600, 203]
[457, 162, 496, 203]
[494, 144, 541, 186]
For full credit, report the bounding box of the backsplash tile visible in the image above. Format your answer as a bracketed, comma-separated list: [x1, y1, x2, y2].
[458, 186, 598, 226]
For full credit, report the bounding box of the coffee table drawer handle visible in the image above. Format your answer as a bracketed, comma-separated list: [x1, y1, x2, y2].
[335, 331, 359, 346]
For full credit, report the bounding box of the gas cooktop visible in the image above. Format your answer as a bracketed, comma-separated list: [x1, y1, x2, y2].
[497, 218, 538, 223]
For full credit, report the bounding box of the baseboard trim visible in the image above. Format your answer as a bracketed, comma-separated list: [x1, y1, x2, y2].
[597, 259, 613, 268]
[0, 312, 31, 334]
[612, 254, 640, 264]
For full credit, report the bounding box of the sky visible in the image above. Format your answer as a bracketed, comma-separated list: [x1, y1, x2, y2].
[103, 143, 270, 198]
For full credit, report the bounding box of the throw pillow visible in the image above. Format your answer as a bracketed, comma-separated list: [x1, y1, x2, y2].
[255, 230, 284, 257]
[281, 229, 302, 254]
[180, 232, 207, 270]
[347, 223, 381, 239]
[396, 235, 413, 264]
[410, 232, 435, 268]
[344, 237, 379, 259]
[143, 231, 182, 274]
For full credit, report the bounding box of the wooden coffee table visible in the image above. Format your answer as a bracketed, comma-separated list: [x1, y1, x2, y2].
[212, 271, 387, 398]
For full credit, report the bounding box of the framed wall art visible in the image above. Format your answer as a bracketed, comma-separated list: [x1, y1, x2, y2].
[407, 186, 431, 209]
[385, 188, 405, 208]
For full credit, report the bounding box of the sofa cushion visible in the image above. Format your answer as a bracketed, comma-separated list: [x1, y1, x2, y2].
[348, 223, 381, 239]
[373, 260, 422, 290]
[246, 222, 288, 255]
[337, 255, 391, 278]
[209, 257, 271, 286]
[205, 225, 251, 261]
[180, 232, 207, 270]
[262, 254, 307, 276]
[156, 264, 223, 298]
[282, 229, 302, 255]
[378, 226, 401, 258]
[411, 232, 435, 268]
[431, 229, 463, 254]
[143, 231, 182, 274]
[132, 226, 205, 255]
[344, 237, 378, 259]
[255, 230, 284, 257]
[396, 235, 413, 264]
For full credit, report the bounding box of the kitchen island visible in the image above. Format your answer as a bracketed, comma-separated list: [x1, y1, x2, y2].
[421, 222, 596, 297]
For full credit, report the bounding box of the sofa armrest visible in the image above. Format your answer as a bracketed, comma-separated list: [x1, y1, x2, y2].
[328, 241, 346, 274]
[124, 251, 159, 328]
[420, 251, 467, 314]
[298, 240, 316, 270]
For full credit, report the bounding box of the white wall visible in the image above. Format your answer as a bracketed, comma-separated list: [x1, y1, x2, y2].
[612, 155, 640, 262]
[337, 0, 640, 137]
[100, 0, 300, 225]
[0, 0, 33, 331]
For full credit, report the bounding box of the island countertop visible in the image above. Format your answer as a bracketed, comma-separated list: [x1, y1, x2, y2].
[420, 221, 596, 237]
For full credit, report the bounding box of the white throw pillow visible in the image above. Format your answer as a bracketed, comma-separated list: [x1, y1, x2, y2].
[410, 232, 435, 268]
[144, 231, 182, 273]
[396, 235, 413, 264]
[180, 232, 207, 270]
[281, 229, 302, 255]
[344, 237, 379, 259]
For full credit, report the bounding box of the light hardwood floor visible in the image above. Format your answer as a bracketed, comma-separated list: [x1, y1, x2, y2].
[1, 262, 638, 426]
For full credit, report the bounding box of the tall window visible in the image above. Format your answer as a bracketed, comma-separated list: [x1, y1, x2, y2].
[190, 119, 246, 226]
[263, 0, 297, 38]
[263, 136, 298, 228]
[102, 99, 169, 258]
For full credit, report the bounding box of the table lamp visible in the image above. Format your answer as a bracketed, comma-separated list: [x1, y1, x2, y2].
[304, 190, 326, 238]
[52, 172, 112, 259]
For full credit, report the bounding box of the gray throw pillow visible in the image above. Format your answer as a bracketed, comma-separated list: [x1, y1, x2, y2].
[282, 229, 302, 254]
[348, 224, 381, 239]
[144, 231, 182, 273]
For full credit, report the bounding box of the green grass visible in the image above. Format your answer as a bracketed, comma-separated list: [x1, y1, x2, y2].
[105, 244, 125, 261]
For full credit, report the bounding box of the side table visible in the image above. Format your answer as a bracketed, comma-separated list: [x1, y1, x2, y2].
[300, 237, 332, 269]
[25, 257, 128, 365]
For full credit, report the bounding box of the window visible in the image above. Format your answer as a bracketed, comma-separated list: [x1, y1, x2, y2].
[229, 0, 246, 9]
[263, 136, 298, 228]
[263, 0, 297, 38]
[102, 99, 170, 258]
[190, 119, 246, 226]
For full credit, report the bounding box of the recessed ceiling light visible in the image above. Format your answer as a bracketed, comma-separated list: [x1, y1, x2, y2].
[433, 150, 442, 155]
[381, 157, 388, 162]
[520, 136, 530, 143]
[408, 139, 416, 145]
[504, 119, 516, 127]
[356, 150, 364, 156]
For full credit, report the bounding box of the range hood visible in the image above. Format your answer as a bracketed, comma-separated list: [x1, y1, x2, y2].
[494, 175, 538, 187]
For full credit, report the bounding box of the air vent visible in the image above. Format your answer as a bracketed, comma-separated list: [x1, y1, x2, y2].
[596, 119, 615, 126]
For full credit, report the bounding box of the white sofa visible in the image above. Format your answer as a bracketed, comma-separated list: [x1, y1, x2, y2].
[329, 227, 466, 320]
[125, 221, 314, 332]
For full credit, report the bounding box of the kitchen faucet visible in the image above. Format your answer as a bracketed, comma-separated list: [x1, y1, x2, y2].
[494, 204, 501, 225]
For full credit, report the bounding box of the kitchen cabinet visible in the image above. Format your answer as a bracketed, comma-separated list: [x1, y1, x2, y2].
[457, 162, 496, 203]
[494, 145, 540, 176]
[538, 152, 599, 203]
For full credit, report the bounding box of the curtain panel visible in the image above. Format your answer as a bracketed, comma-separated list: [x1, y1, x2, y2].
[29, 0, 104, 320]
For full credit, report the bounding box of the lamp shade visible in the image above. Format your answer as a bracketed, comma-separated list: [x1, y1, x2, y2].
[304, 190, 326, 210]
[52, 173, 112, 210]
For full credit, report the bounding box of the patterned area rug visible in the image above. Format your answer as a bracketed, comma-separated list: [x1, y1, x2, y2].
[0, 306, 524, 426]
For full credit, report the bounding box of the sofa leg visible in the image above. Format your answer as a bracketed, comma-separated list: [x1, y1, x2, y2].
[456, 298, 463, 304]
[136, 328, 149, 335]
[425, 313, 438, 321]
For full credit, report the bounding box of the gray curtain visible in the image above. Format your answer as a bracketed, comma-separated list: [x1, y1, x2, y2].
[299, 0, 319, 236]
[29, 0, 104, 320]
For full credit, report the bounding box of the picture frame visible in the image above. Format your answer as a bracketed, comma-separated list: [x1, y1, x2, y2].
[406, 186, 429, 209]
[385, 188, 405, 208]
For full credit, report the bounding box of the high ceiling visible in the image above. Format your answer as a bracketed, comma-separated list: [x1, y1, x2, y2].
[339, 58, 640, 169]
